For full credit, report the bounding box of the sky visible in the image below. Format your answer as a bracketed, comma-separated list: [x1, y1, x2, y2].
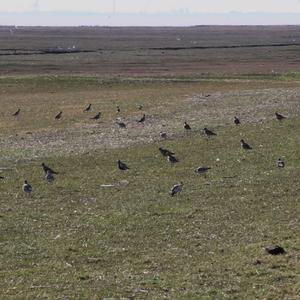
[0, 0, 300, 25]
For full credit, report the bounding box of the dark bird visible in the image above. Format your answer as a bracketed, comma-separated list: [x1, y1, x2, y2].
[90, 112, 101, 120]
[42, 163, 59, 175]
[159, 147, 175, 157]
[160, 132, 167, 139]
[203, 127, 216, 137]
[117, 159, 129, 171]
[137, 114, 146, 123]
[275, 112, 286, 121]
[194, 166, 211, 174]
[170, 182, 183, 196]
[167, 154, 178, 163]
[45, 170, 54, 183]
[83, 103, 91, 112]
[12, 108, 20, 116]
[234, 116, 241, 125]
[265, 245, 286, 255]
[116, 121, 126, 128]
[22, 180, 32, 193]
[184, 122, 191, 130]
[240, 139, 252, 150]
[55, 111, 63, 119]
[276, 158, 285, 168]
[116, 105, 120, 113]
[0, 176, 4, 179]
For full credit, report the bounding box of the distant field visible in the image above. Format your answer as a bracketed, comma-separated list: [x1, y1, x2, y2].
[0, 25, 299, 76]
[0, 27, 299, 299]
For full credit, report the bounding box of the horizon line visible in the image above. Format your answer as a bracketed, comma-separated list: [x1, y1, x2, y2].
[1, 10, 300, 15]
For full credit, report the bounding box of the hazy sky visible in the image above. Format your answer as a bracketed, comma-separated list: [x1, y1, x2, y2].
[0, 0, 300, 25]
[1, 0, 300, 13]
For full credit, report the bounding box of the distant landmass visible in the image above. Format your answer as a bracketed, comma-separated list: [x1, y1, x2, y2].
[0, 11, 300, 26]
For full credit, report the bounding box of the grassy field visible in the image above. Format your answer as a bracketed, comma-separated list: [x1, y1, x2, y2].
[0, 74, 299, 299]
[0, 25, 299, 299]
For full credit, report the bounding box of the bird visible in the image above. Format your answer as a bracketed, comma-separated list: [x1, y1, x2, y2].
[45, 170, 54, 183]
[138, 104, 143, 110]
[42, 163, 59, 175]
[170, 182, 183, 196]
[116, 105, 121, 113]
[90, 112, 101, 120]
[194, 166, 211, 175]
[137, 114, 146, 123]
[167, 154, 178, 163]
[160, 132, 167, 139]
[117, 159, 129, 171]
[234, 116, 241, 125]
[159, 147, 175, 157]
[275, 112, 286, 121]
[0, 176, 4, 179]
[22, 180, 32, 194]
[203, 127, 216, 137]
[265, 245, 286, 255]
[276, 158, 285, 168]
[83, 103, 91, 112]
[55, 111, 63, 119]
[12, 108, 20, 116]
[184, 122, 191, 130]
[240, 139, 252, 150]
[116, 121, 126, 128]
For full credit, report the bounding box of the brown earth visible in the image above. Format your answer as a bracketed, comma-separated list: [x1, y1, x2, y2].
[0, 25, 299, 76]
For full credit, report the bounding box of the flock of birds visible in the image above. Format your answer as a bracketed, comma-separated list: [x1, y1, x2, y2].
[7, 102, 291, 256]
[14, 103, 288, 199]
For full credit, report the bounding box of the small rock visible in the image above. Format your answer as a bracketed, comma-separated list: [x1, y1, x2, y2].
[253, 259, 262, 265]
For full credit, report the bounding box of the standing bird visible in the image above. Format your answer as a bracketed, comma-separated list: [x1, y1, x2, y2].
[137, 114, 146, 123]
[167, 154, 178, 163]
[265, 245, 286, 255]
[42, 163, 59, 175]
[184, 122, 191, 130]
[83, 103, 91, 112]
[276, 158, 285, 168]
[45, 170, 55, 183]
[234, 116, 241, 125]
[194, 166, 211, 175]
[170, 182, 183, 197]
[275, 112, 286, 121]
[12, 108, 20, 116]
[203, 127, 217, 137]
[116, 121, 126, 128]
[240, 139, 252, 150]
[90, 112, 101, 120]
[117, 159, 129, 171]
[160, 132, 167, 139]
[55, 111, 63, 120]
[159, 147, 175, 157]
[22, 180, 32, 194]
[116, 105, 121, 113]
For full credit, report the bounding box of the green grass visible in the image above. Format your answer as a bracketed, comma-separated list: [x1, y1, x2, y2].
[0, 113, 299, 299]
